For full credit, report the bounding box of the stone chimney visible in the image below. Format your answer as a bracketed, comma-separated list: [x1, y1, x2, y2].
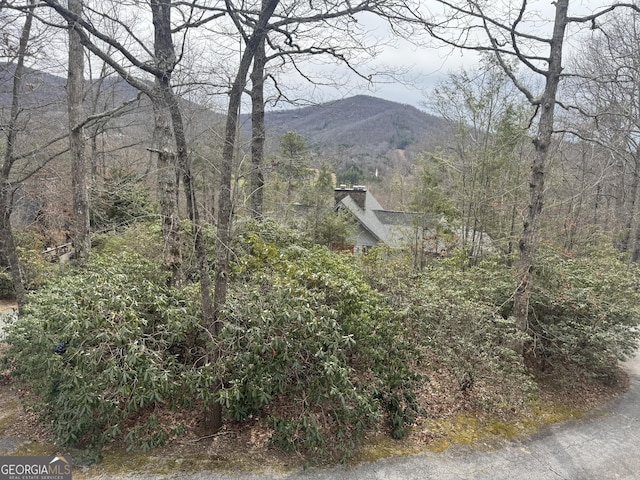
[334, 185, 367, 210]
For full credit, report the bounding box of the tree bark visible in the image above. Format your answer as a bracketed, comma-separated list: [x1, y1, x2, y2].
[512, 0, 569, 339]
[249, 36, 267, 220]
[67, 0, 91, 261]
[150, 0, 218, 429]
[0, 0, 34, 308]
[163, 81, 218, 431]
[151, 88, 182, 283]
[169, 90, 214, 323]
[150, 0, 182, 284]
[211, 0, 280, 432]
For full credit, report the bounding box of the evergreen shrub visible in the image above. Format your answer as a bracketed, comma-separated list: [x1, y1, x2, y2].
[3, 252, 206, 455]
[0, 271, 13, 298]
[529, 246, 640, 380]
[363, 248, 536, 411]
[221, 222, 421, 457]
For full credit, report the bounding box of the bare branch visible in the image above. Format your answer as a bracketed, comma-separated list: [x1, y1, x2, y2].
[567, 3, 640, 23]
[73, 92, 144, 132]
[40, 0, 162, 79]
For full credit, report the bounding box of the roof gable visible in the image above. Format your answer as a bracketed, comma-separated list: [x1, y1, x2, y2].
[335, 188, 416, 248]
[337, 195, 389, 243]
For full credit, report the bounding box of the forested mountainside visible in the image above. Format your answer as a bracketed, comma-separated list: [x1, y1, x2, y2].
[252, 95, 450, 177]
[261, 95, 448, 154]
[0, 64, 448, 178]
[0, 62, 151, 142]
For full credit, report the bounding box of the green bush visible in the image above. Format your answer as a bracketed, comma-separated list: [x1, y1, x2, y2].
[14, 230, 60, 291]
[220, 224, 421, 458]
[398, 254, 536, 411]
[363, 241, 640, 393]
[91, 222, 163, 260]
[221, 277, 378, 456]
[90, 169, 155, 232]
[3, 252, 207, 455]
[284, 245, 421, 439]
[0, 270, 14, 298]
[529, 246, 640, 380]
[7, 218, 634, 463]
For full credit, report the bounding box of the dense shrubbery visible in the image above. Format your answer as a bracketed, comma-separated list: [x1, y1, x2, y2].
[90, 222, 163, 258]
[2, 222, 421, 460]
[529, 246, 640, 380]
[2, 221, 639, 462]
[360, 244, 640, 407]
[361, 248, 536, 412]
[2, 252, 206, 456]
[90, 169, 155, 232]
[0, 270, 13, 298]
[221, 223, 421, 457]
[14, 230, 60, 291]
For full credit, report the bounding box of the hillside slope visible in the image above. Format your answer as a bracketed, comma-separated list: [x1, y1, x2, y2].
[262, 95, 448, 157]
[1, 64, 448, 176]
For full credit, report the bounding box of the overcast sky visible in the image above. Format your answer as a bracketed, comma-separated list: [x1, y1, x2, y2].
[23, 0, 613, 113]
[289, 13, 479, 111]
[317, 0, 610, 110]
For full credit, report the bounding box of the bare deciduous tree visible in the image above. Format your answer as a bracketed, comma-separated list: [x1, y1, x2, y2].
[243, 0, 411, 219]
[38, 0, 227, 432]
[210, 0, 281, 431]
[67, 0, 90, 261]
[426, 56, 531, 260]
[0, 0, 35, 307]
[419, 0, 640, 344]
[562, 8, 640, 260]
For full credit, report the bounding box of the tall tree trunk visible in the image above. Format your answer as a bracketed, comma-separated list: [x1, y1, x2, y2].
[1, 0, 35, 308]
[512, 0, 569, 341]
[151, 0, 181, 284]
[164, 82, 217, 431]
[507, 202, 517, 265]
[167, 87, 214, 322]
[88, 61, 111, 184]
[67, 0, 91, 261]
[151, 90, 182, 283]
[628, 154, 640, 262]
[210, 60, 246, 434]
[249, 36, 266, 220]
[150, 0, 217, 429]
[211, 0, 280, 433]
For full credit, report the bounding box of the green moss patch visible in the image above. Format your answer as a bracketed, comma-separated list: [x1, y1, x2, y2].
[354, 435, 422, 463]
[424, 400, 588, 454]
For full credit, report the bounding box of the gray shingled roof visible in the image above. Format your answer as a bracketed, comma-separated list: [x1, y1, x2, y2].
[336, 189, 495, 255]
[336, 192, 420, 249]
[337, 195, 389, 243]
[374, 210, 419, 226]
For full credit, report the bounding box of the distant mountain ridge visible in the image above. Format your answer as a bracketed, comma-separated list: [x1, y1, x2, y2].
[0, 62, 135, 109]
[0, 64, 449, 174]
[261, 95, 447, 157]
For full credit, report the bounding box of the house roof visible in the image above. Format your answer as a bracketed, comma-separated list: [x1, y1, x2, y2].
[336, 189, 419, 248]
[335, 187, 495, 255]
[373, 210, 418, 226]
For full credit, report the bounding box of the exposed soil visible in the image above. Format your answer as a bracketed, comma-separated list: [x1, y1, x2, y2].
[0, 299, 16, 312]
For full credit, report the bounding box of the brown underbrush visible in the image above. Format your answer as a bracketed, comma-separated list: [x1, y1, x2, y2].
[0, 346, 629, 477]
